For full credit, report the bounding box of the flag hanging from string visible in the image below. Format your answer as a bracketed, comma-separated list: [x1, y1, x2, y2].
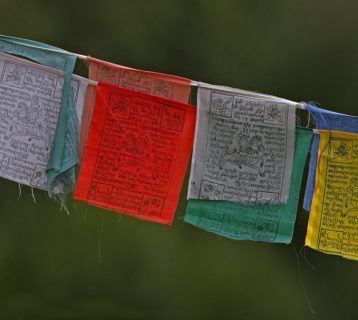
[0, 51, 87, 190]
[78, 57, 191, 160]
[74, 83, 196, 225]
[0, 35, 80, 199]
[188, 84, 297, 204]
[185, 128, 312, 243]
[303, 102, 358, 212]
[306, 130, 358, 260]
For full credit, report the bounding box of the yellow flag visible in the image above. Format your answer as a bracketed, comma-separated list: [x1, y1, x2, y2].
[306, 130, 358, 261]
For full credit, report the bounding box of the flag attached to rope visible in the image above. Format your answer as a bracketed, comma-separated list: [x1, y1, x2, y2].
[188, 84, 297, 204]
[74, 83, 196, 224]
[185, 128, 312, 243]
[306, 130, 358, 260]
[78, 57, 191, 160]
[0, 51, 87, 190]
[303, 102, 358, 212]
[0, 35, 80, 199]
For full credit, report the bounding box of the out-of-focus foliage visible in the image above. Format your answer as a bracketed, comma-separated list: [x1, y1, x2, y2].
[0, 0, 357, 319]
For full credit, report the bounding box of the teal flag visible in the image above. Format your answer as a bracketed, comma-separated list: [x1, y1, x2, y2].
[0, 35, 78, 197]
[185, 128, 313, 244]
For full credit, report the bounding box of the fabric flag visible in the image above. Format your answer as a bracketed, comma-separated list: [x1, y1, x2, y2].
[0, 35, 79, 197]
[306, 130, 358, 260]
[0, 51, 87, 190]
[74, 83, 196, 225]
[78, 57, 191, 160]
[188, 83, 297, 205]
[185, 128, 312, 243]
[303, 102, 358, 212]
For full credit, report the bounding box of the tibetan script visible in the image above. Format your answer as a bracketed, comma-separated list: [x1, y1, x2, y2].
[188, 85, 296, 204]
[306, 130, 358, 260]
[185, 128, 312, 244]
[303, 103, 358, 211]
[74, 83, 196, 225]
[0, 51, 87, 190]
[78, 57, 191, 160]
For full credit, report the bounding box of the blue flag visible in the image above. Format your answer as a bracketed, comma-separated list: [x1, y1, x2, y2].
[303, 102, 358, 211]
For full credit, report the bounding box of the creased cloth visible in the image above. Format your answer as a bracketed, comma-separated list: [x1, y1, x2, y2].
[74, 83, 195, 225]
[306, 130, 358, 260]
[0, 35, 78, 197]
[0, 51, 87, 190]
[78, 57, 191, 160]
[303, 102, 358, 211]
[185, 128, 312, 243]
[188, 84, 297, 204]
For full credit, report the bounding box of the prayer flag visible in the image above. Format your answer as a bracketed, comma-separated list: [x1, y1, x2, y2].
[185, 128, 312, 243]
[306, 130, 358, 260]
[0, 51, 87, 190]
[78, 57, 191, 160]
[303, 103, 358, 211]
[188, 84, 297, 204]
[0, 35, 79, 197]
[74, 83, 196, 225]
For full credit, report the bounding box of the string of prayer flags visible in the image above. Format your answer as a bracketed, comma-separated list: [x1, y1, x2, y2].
[3, 33, 358, 261]
[188, 84, 297, 205]
[74, 83, 196, 225]
[0, 35, 81, 198]
[0, 51, 87, 190]
[78, 57, 191, 160]
[303, 103, 358, 212]
[185, 128, 312, 243]
[305, 130, 358, 260]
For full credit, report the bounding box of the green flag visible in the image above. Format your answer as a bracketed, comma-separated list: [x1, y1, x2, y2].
[185, 128, 313, 244]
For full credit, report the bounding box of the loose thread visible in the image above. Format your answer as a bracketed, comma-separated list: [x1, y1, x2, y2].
[306, 110, 311, 128]
[30, 187, 37, 204]
[300, 245, 317, 271]
[292, 243, 315, 316]
[98, 215, 105, 263]
[82, 210, 88, 222]
[17, 183, 22, 201]
[58, 195, 70, 215]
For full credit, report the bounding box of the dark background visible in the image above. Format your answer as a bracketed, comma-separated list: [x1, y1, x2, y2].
[0, 0, 357, 319]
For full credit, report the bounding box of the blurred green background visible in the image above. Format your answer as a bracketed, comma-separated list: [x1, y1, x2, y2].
[0, 0, 357, 319]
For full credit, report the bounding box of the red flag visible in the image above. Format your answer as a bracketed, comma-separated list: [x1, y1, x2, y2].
[78, 57, 191, 160]
[74, 83, 196, 225]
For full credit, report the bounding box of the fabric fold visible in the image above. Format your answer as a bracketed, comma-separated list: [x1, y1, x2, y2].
[78, 57, 191, 160]
[185, 128, 312, 243]
[0, 35, 79, 198]
[75, 83, 196, 225]
[303, 102, 358, 211]
[306, 130, 358, 260]
[0, 51, 87, 191]
[188, 84, 297, 205]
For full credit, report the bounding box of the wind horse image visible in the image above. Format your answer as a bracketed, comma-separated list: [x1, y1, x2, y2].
[9, 95, 49, 148]
[219, 131, 266, 177]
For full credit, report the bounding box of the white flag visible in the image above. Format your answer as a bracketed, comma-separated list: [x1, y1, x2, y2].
[188, 83, 297, 204]
[0, 51, 88, 190]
